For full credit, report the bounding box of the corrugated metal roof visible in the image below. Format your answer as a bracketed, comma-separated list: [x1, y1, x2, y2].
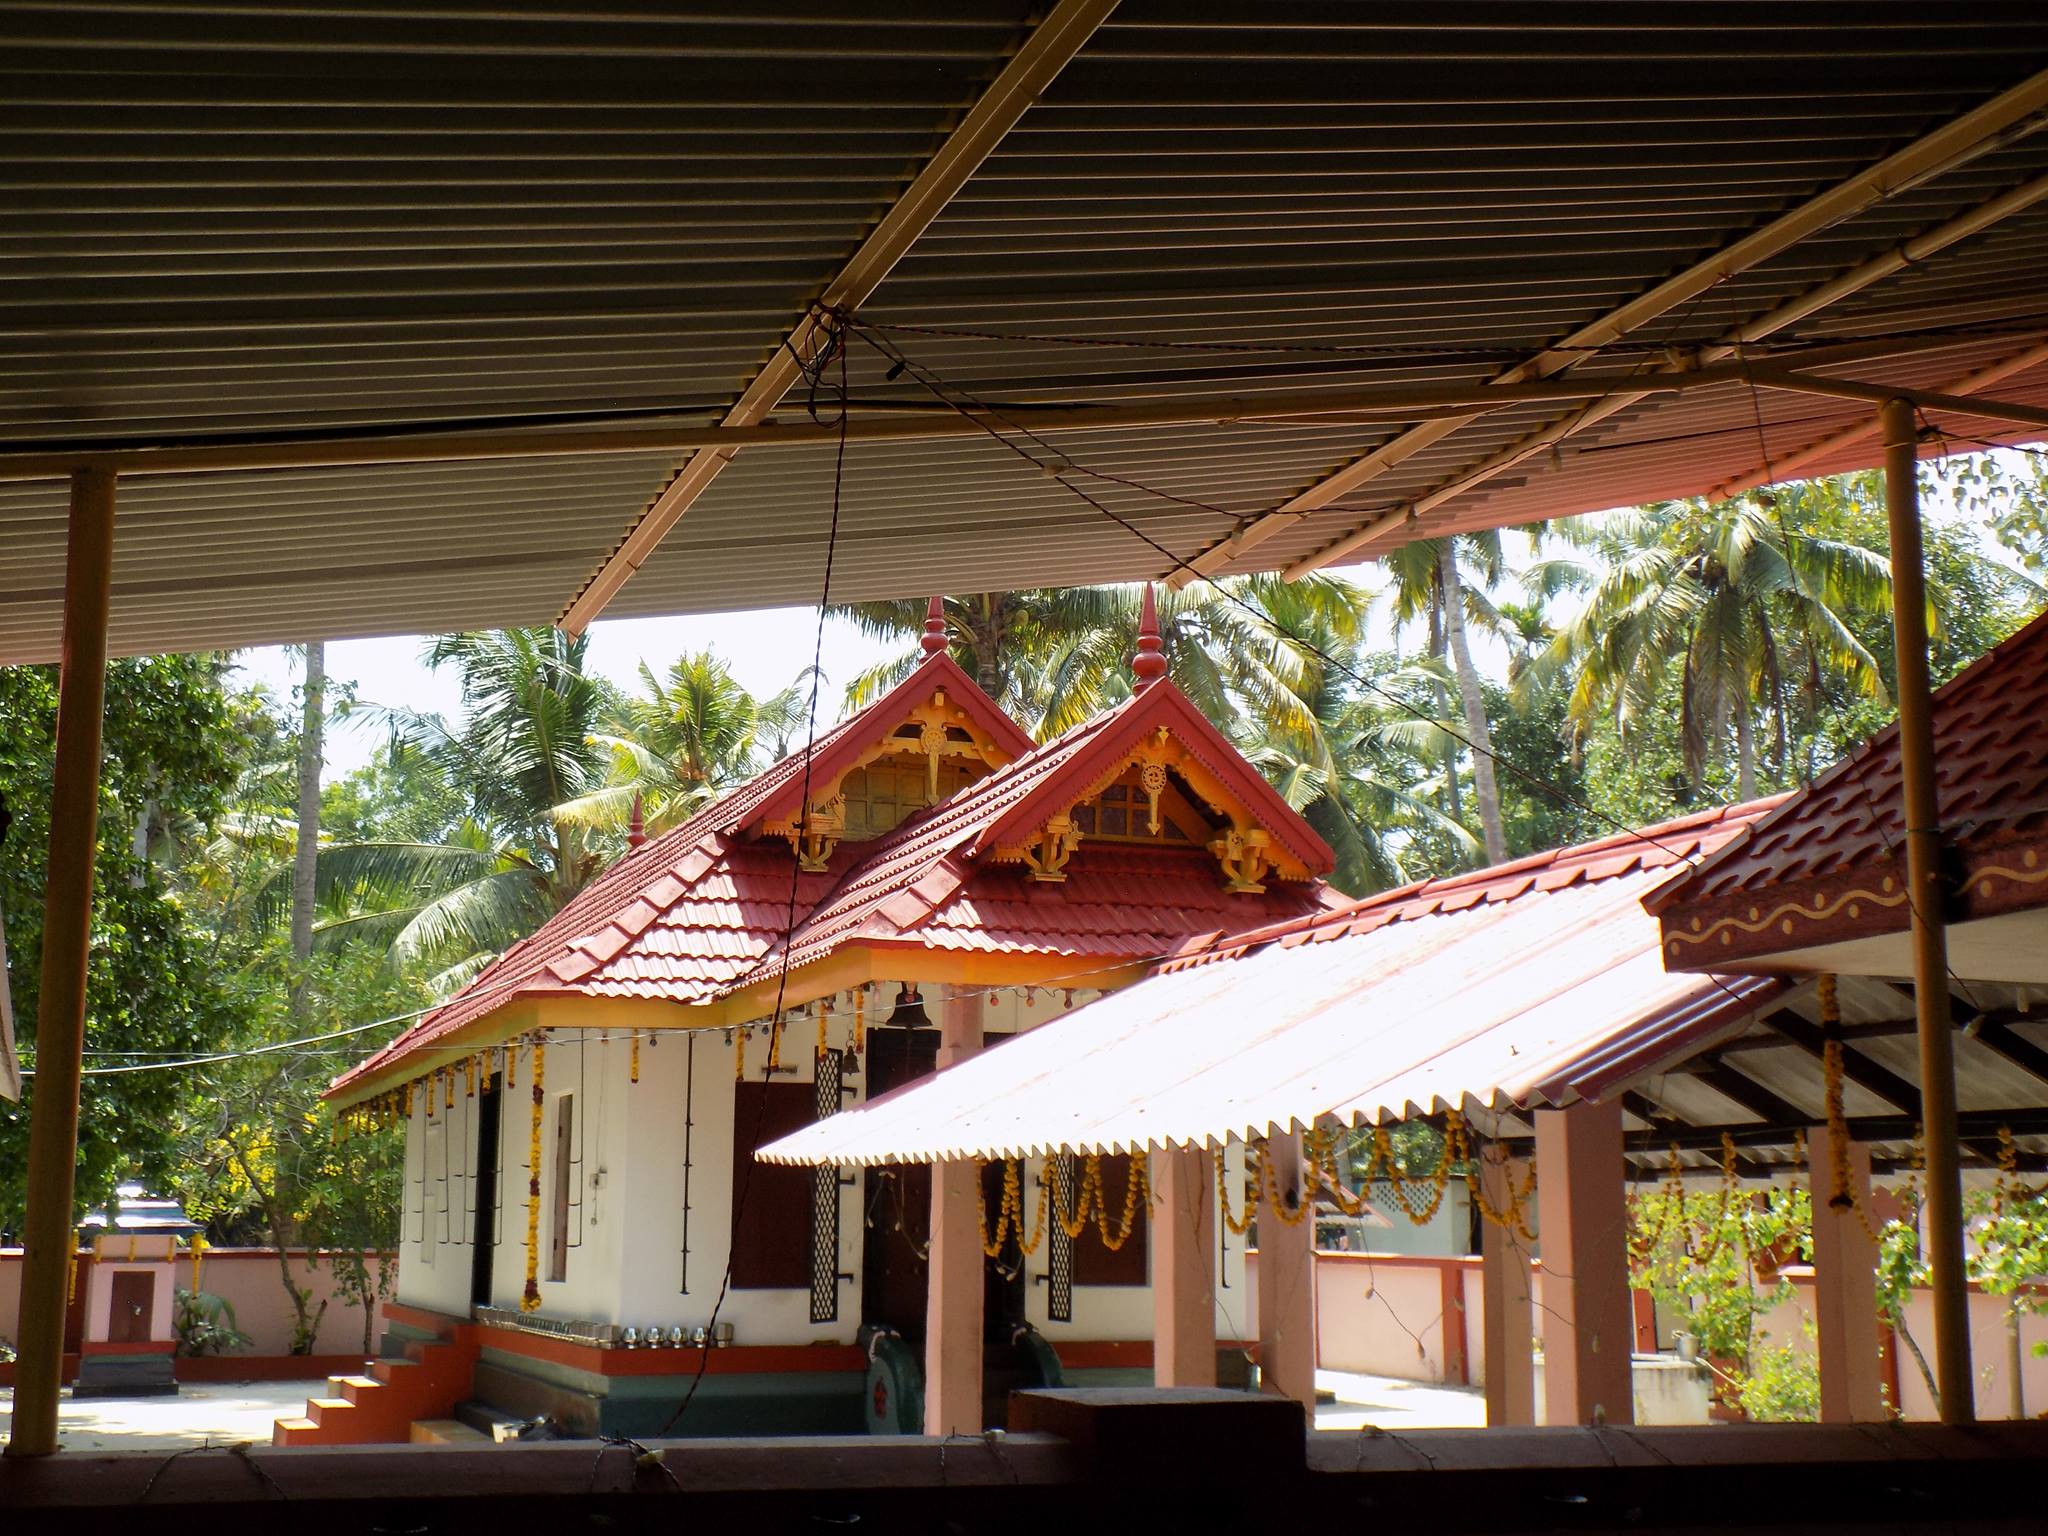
[9, 5, 2048, 658]
[759, 802, 1783, 1164]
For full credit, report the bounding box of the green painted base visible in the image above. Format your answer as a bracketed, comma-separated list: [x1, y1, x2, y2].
[469, 1347, 864, 1439]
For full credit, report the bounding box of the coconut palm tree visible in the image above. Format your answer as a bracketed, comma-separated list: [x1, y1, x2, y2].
[1532, 494, 1893, 798]
[558, 651, 811, 836]
[1381, 534, 1511, 864]
[837, 576, 1368, 749]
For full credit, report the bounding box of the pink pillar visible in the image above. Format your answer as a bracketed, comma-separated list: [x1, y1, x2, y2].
[1534, 1100, 1634, 1426]
[1808, 1124, 1885, 1422]
[923, 989, 985, 1435]
[1479, 1149, 1537, 1426]
[1152, 1141, 1217, 1387]
[1256, 1129, 1316, 1406]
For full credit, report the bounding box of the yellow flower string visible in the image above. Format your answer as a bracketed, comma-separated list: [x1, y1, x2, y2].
[466, 1054, 477, 1098]
[506, 1042, 516, 1090]
[446, 1065, 456, 1110]
[630, 1030, 640, 1084]
[817, 1005, 829, 1061]
[767, 1014, 784, 1072]
[854, 989, 866, 1054]
[426, 1070, 436, 1119]
[734, 1027, 747, 1080]
[522, 1037, 545, 1312]
[1215, 1145, 1257, 1235]
[1257, 1141, 1314, 1227]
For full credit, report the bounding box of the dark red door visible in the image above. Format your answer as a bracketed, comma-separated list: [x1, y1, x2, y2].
[109, 1270, 154, 1344]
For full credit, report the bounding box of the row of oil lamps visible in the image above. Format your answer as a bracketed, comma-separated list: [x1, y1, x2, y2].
[618, 1321, 735, 1349]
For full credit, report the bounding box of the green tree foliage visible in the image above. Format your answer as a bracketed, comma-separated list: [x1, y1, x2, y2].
[0, 654, 250, 1229]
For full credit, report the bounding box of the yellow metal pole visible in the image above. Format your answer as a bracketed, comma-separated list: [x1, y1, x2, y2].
[1882, 397, 1973, 1424]
[4, 466, 116, 1458]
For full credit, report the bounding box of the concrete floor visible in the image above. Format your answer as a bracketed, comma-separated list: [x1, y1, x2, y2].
[1313, 1368, 1486, 1432]
[2, 1369, 1480, 1452]
[0, 1379, 319, 1452]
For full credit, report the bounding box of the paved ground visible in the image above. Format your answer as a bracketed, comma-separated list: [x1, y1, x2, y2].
[3, 1369, 1477, 1451]
[1313, 1368, 1486, 1431]
[0, 1379, 319, 1452]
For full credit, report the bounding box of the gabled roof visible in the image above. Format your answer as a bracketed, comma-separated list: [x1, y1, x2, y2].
[730, 676, 1338, 986]
[758, 799, 1787, 1167]
[328, 648, 1024, 1100]
[1652, 606, 2048, 969]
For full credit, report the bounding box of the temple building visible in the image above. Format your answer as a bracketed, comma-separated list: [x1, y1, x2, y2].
[289, 592, 1335, 1444]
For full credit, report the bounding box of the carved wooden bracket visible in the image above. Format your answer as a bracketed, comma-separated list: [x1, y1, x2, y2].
[782, 795, 846, 871]
[1210, 826, 1273, 893]
[1018, 813, 1083, 883]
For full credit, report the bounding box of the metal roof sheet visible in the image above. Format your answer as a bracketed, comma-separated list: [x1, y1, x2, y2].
[8, 5, 2048, 657]
[759, 804, 1784, 1165]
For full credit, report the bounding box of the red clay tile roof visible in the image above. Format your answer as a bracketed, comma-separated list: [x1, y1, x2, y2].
[1158, 796, 1788, 974]
[328, 650, 1023, 1099]
[743, 679, 1337, 980]
[328, 662, 1334, 1102]
[1651, 606, 2048, 968]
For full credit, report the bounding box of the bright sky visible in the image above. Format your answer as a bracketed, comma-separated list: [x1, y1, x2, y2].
[230, 607, 899, 780]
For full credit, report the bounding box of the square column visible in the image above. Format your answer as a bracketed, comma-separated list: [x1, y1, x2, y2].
[1152, 1141, 1217, 1387]
[1256, 1129, 1316, 1406]
[923, 989, 984, 1434]
[1478, 1149, 1537, 1425]
[1807, 1124, 1885, 1422]
[1534, 1100, 1633, 1426]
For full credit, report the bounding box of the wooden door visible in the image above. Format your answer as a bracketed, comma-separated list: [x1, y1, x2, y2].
[861, 1027, 938, 1340]
[109, 1270, 154, 1344]
[470, 1073, 501, 1309]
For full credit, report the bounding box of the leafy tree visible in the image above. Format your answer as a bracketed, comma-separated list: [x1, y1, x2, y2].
[1628, 1181, 1812, 1417]
[0, 654, 252, 1229]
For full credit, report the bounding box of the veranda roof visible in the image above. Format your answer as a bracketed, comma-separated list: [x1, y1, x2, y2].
[8, 6, 2048, 659]
[759, 801, 1783, 1165]
[1652, 606, 2048, 978]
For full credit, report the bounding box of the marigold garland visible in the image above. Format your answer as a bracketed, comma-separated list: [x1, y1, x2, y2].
[854, 989, 866, 1054]
[630, 1030, 640, 1084]
[522, 1036, 546, 1312]
[1215, 1145, 1257, 1235]
[734, 1027, 746, 1080]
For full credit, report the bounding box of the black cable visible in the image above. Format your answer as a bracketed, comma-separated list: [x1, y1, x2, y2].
[660, 315, 851, 1437]
[837, 311, 1715, 874]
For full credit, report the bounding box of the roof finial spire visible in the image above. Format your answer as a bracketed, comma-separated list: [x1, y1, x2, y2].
[1131, 583, 1167, 687]
[919, 595, 950, 659]
[627, 791, 647, 849]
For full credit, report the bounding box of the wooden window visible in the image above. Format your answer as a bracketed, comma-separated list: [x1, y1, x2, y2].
[1072, 1153, 1149, 1286]
[1069, 771, 1209, 846]
[548, 1094, 573, 1283]
[730, 1079, 817, 1289]
[840, 756, 980, 839]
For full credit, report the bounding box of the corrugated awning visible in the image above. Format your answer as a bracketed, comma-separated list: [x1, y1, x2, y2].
[9, 6, 2048, 657]
[759, 866, 1779, 1166]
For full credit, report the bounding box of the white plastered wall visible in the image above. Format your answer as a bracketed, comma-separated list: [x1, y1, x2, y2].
[394, 981, 1247, 1348]
[396, 1032, 634, 1325]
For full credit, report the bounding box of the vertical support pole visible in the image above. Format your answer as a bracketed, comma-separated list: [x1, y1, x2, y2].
[6, 466, 116, 1459]
[1151, 1141, 1216, 1387]
[1882, 395, 1973, 1425]
[1255, 1128, 1315, 1407]
[1534, 1100, 1633, 1426]
[1479, 1149, 1536, 1425]
[1808, 1124, 1885, 1422]
[923, 988, 984, 1435]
